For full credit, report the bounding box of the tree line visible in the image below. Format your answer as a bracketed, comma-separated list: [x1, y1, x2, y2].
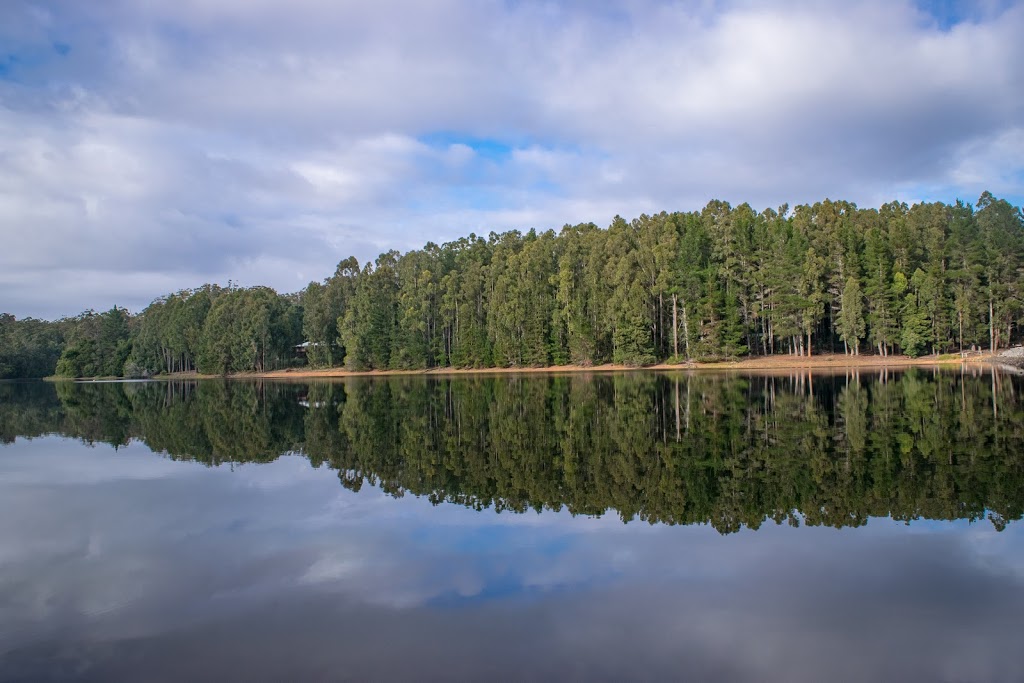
[1, 192, 1021, 378]
[4, 369, 1022, 533]
[0, 286, 304, 378]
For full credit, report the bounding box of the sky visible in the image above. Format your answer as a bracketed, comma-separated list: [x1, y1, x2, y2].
[1, 0, 1022, 319]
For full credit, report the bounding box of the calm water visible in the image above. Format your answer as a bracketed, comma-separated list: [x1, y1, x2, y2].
[2, 368, 1023, 682]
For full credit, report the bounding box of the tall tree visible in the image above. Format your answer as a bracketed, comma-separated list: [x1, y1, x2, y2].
[838, 276, 866, 355]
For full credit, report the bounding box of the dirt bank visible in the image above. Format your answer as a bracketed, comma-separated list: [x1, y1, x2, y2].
[151, 352, 987, 381]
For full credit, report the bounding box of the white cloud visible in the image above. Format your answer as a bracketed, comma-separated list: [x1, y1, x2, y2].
[949, 127, 1024, 188]
[0, 0, 1022, 317]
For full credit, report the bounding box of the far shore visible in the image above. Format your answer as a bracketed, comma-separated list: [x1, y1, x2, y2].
[83, 352, 1001, 382]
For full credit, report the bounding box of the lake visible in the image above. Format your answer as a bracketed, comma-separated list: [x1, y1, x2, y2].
[2, 368, 1023, 682]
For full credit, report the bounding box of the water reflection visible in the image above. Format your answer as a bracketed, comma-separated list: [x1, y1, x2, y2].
[3, 370, 1024, 681]
[3, 367, 1023, 532]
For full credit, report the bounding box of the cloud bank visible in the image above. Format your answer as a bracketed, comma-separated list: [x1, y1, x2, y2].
[1, 0, 1022, 317]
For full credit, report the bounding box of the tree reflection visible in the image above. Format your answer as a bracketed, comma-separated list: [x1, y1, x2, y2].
[6, 368, 1023, 533]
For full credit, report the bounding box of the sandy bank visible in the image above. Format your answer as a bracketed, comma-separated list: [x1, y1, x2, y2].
[148, 352, 993, 381]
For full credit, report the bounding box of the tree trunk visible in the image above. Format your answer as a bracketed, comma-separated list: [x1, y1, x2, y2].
[681, 299, 690, 359]
[990, 297, 995, 352]
[959, 310, 964, 358]
[672, 293, 678, 359]
[659, 291, 664, 358]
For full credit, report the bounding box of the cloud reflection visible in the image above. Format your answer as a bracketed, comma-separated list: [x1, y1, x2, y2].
[1, 438, 1022, 682]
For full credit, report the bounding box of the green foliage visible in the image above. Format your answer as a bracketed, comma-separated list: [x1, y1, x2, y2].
[899, 269, 932, 357]
[606, 217, 656, 365]
[392, 249, 441, 369]
[439, 235, 493, 368]
[555, 223, 609, 364]
[0, 314, 64, 379]
[54, 307, 132, 378]
[3, 192, 1023, 378]
[127, 285, 222, 375]
[838, 276, 866, 353]
[303, 256, 359, 368]
[195, 287, 302, 374]
[339, 252, 399, 370]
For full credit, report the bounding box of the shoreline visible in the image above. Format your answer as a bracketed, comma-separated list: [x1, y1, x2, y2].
[120, 352, 995, 382]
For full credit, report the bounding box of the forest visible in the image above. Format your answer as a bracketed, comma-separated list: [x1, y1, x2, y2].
[1, 192, 1022, 378]
[3, 370, 1022, 533]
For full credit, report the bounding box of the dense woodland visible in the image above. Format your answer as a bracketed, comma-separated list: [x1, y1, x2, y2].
[3, 370, 1022, 532]
[2, 193, 1022, 378]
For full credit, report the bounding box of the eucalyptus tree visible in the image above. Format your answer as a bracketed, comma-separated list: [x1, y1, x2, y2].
[554, 223, 608, 365]
[392, 247, 443, 369]
[54, 307, 132, 378]
[439, 235, 492, 368]
[196, 287, 300, 374]
[976, 192, 1024, 351]
[605, 216, 656, 365]
[303, 256, 359, 368]
[339, 252, 400, 370]
[0, 315, 64, 379]
[7, 192, 1024, 378]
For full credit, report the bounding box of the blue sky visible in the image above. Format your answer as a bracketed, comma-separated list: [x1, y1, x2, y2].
[1, 0, 1022, 318]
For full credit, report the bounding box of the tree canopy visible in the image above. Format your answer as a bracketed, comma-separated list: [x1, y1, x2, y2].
[2, 193, 1022, 378]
